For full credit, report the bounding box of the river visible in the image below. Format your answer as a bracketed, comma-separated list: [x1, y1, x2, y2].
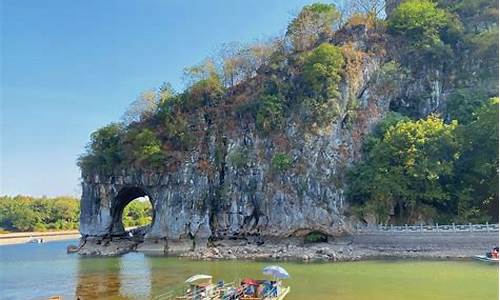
[0, 240, 497, 299]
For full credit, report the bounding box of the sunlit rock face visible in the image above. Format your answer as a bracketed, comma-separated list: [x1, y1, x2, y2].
[79, 24, 395, 253]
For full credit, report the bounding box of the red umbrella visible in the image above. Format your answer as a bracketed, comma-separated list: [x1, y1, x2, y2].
[241, 278, 259, 285]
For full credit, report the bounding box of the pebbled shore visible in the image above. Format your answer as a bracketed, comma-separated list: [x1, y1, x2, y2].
[180, 232, 499, 261]
[78, 231, 499, 261]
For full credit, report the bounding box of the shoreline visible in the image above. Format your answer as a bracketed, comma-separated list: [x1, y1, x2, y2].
[78, 231, 499, 262]
[0, 230, 80, 245]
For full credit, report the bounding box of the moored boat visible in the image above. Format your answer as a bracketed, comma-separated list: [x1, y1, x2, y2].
[27, 237, 44, 243]
[473, 255, 499, 263]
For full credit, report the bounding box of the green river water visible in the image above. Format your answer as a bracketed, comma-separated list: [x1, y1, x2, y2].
[0, 240, 498, 299]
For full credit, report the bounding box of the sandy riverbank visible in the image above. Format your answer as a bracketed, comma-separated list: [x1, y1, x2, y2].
[0, 230, 80, 245]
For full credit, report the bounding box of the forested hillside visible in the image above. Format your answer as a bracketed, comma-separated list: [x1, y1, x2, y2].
[79, 0, 498, 228]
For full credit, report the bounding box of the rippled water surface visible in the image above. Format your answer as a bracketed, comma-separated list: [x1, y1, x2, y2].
[0, 240, 498, 299]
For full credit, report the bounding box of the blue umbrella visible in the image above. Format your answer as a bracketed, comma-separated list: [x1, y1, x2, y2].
[262, 265, 290, 279]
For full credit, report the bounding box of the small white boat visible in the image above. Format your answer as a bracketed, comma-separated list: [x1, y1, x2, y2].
[27, 237, 44, 243]
[473, 255, 499, 263]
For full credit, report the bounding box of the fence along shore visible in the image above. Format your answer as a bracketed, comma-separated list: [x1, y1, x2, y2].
[355, 223, 499, 233]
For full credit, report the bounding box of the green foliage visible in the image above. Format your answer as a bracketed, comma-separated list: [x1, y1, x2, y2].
[183, 59, 225, 110]
[78, 123, 124, 174]
[287, 3, 340, 51]
[348, 115, 460, 223]
[271, 153, 293, 172]
[121, 128, 165, 169]
[299, 43, 345, 125]
[453, 98, 499, 222]
[156, 94, 195, 151]
[303, 43, 345, 100]
[0, 196, 80, 232]
[446, 88, 489, 124]
[362, 112, 409, 153]
[467, 28, 499, 80]
[438, 0, 498, 33]
[349, 100, 500, 224]
[388, 0, 456, 58]
[122, 200, 153, 227]
[228, 147, 249, 169]
[256, 95, 285, 134]
[183, 75, 225, 110]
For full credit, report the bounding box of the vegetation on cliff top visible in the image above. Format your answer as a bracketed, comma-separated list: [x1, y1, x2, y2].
[79, 0, 498, 224]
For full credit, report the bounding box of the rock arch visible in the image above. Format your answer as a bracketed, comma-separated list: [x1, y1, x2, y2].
[110, 186, 154, 236]
[79, 172, 214, 255]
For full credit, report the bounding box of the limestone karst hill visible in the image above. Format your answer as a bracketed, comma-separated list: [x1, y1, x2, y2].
[78, 1, 499, 255]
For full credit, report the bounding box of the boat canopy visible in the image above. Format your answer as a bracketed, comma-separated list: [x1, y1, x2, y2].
[185, 274, 213, 283]
[262, 265, 290, 279]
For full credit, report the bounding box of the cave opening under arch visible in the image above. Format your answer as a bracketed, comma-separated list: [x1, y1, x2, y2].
[110, 186, 154, 237]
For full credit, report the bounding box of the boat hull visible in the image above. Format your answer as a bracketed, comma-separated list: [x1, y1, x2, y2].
[474, 255, 499, 263]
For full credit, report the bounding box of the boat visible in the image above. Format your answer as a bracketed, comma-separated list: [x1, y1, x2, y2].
[473, 255, 499, 263]
[27, 237, 44, 243]
[166, 265, 290, 300]
[174, 274, 238, 300]
[238, 278, 290, 300]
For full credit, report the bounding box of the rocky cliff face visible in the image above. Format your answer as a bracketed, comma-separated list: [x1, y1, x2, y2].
[79, 24, 396, 254]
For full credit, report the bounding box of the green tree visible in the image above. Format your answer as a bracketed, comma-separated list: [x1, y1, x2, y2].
[183, 59, 225, 110]
[446, 88, 489, 124]
[125, 128, 165, 168]
[388, 0, 455, 58]
[453, 98, 499, 222]
[303, 43, 345, 100]
[0, 196, 80, 232]
[348, 115, 459, 223]
[78, 123, 124, 174]
[122, 199, 153, 227]
[438, 0, 498, 33]
[256, 95, 285, 134]
[300, 43, 344, 124]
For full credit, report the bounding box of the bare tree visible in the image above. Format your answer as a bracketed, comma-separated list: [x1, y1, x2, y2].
[353, 0, 386, 17]
[122, 90, 159, 125]
[286, 3, 341, 52]
[158, 82, 176, 104]
[182, 58, 219, 86]
[215, 40, 277, 88]
[334, 0, 386, 22]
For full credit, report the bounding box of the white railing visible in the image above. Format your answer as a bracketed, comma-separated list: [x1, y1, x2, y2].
[355, 223, 499, 233]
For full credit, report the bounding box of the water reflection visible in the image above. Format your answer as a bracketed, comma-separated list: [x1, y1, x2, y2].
[119, 254, 152, 299]
[75, 253, 152, 299]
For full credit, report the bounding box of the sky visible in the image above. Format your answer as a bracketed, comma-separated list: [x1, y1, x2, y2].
[1, 0, 331, 197]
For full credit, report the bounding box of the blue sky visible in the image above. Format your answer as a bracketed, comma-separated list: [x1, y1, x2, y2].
[1, 0, 330, 197]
